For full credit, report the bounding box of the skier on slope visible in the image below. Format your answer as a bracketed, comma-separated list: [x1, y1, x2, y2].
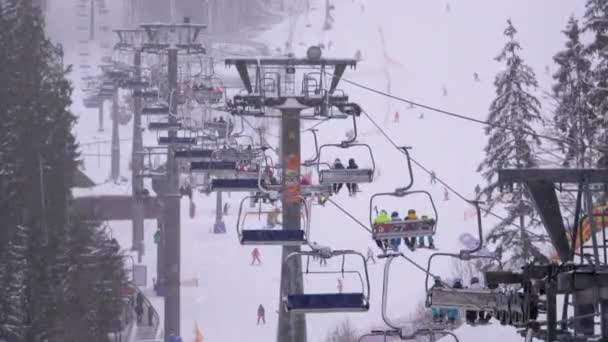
[251, 248, 262, 265]
[444, 187, 450, 201]
[430, 170, 437, 184]
[257, 304, 266, 325]
[337, 278, 343, 293]
[393, 111, 400, 123]
[366, 247, 376, 264]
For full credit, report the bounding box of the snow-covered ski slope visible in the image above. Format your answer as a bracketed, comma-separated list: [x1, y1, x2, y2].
[46, 0, 584, 341]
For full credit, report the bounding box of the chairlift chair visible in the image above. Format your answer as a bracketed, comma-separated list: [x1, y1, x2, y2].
[157, 136, 196, 145]
[148, 121, 182, 131]
[211, 178, 260, 192]
[236, 195, 309, 245]
[317, 142, 375, 185]
[370, 190, 438, 240]
[282, 249, 371, 313]
[141, 103, 170, 116]
[174, 149, 214, 160]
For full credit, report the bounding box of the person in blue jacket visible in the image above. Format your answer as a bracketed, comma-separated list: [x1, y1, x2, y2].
[389, 212, 402, 251]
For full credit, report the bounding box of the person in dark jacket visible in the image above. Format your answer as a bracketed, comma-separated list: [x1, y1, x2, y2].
[332, 158, 345, 193]
[257, 304, 266, 325]
[346, 158, 359, 196]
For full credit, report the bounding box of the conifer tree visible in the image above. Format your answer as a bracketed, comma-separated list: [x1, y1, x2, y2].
[0, 225, 30, 342]
[477, 20, 546, 269]
[583, 0, 608, 166]
[552, 17, 598, 168]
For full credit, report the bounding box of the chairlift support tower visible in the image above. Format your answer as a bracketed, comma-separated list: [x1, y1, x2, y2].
[499, 168, 608, 341]
[226, 47, 356, 342]
[140, 19, 206, 337]
[113, 28, 147, 261]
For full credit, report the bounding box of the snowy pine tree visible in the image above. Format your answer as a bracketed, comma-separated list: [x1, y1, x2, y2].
[0, 225, 30, 342]
[583, 0, 608, 166]
[476, 20, 547, 269]
[552, 17, 598, 168]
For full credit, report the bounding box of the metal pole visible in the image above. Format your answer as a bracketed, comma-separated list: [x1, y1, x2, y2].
[111, 89, 121, 182]
[98, 103, 104, 132]
[214, 191, 223, 232]
[89, 0, 95, 41]
[277, 104, 307, 342]
[585, 184, 600, 265]
[132, 50, 145, 261]
[546, 280, 557, 342]
[164, 48, 181, 337]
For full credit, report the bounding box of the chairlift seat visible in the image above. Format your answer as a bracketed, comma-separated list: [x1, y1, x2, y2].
[204, 121, 229, 130]
[133, 89, 160, 98]
[240, 230, 305, 245]
[174, 149, 213, 159]
[190, 161, 237, 171]
[301, 185, 332, 196]
[148, 122, 182, 131]
[319, 169, 373, 184]
[211, 178, 259, 191]
[157, 137, 196, 145]
[285, 293, 368, 313]
[428, 287, 497, 311]
[372, 219, 435, 239]
[121, 80, 149, 89]
[142, 106, 170, 115]
[214, 149, 259, 162]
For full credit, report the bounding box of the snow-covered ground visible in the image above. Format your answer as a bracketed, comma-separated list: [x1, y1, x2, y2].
[46, 0, 584, 341]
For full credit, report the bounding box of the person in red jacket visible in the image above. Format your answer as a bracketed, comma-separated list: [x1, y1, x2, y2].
[251, 248, 261, 265]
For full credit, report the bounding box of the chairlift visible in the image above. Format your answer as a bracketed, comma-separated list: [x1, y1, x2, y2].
[370, 191, 438, 240]
[191, 160, 236, 172]
[148, 122, 182, 131]
[282, 249, 370, 313]
[369, 147, 438, 241]
[157, 136, 196, 145]
[317, 142, 375, 185]
[174, 149, 213, 160]
[141, 104, 170, 116]
[212, 178, 260, 192]
[236, 195, 309, 245]
[193, 80, 223, 104]
[424, 201, 505, 313]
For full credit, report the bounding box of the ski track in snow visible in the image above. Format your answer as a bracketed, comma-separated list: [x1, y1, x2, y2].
[47, 0, 584, 341]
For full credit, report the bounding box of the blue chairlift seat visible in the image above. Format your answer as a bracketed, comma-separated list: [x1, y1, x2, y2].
[157, 137, 196, 145]
[211, 178, 259, 191]
[319, 169, 373, 185]
[372, 219, 435, 239]
[190, 161, 237, 171]
[174, 149, 213, 159]
[240, 230, 305, 245]
[286, 293, 369, 313]
[148, 122, 182, 131]
[142, 106, 170, 115]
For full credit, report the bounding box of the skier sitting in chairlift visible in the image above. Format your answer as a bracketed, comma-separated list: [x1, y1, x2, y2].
[389, 212, 402, 251]
[332, 158, 345, 194]
[373, 210, 390, 250]
[418, 215, 435, 249]
[403, 209, 418, 250]
[346, 158, 359, 196]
